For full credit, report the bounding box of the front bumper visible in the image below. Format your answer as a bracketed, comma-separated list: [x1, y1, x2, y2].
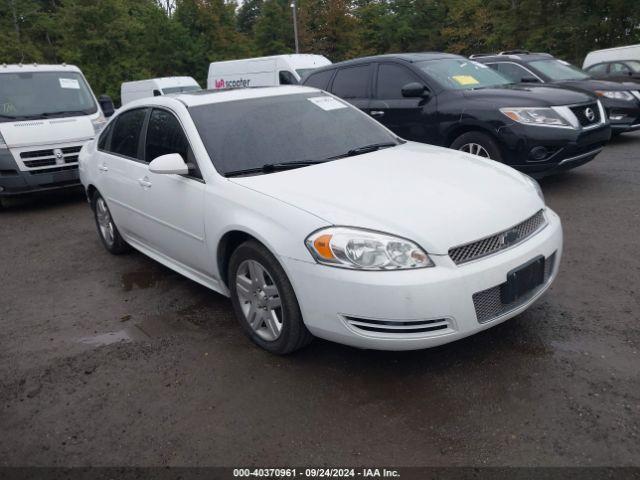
[603, 97, 640, 133]
[0, 148, 81, 197]
[282, 209, 563, 350]
[497, 122, 611, 178]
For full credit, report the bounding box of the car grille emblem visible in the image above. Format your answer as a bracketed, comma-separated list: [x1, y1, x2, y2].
[584, 107, 596, 122]
[54, 148, 64, 165]
[499, 229, 519, 247]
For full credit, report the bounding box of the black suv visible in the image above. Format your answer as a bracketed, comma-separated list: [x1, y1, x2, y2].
[303, 53, 611, 177]
[471, 51, 640, 135]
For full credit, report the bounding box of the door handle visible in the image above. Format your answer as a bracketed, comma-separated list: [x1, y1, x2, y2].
[98, 164, 108, 172]
[138, 178, 152, 188]
[370, 110, 385, 118]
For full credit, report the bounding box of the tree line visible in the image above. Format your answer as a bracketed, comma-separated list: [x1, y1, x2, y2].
[1, 0, 639, 103]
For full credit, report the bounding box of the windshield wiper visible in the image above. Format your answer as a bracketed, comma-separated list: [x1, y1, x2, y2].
[41, 110, 90, 117]
[328, 142, 399, 160]
[225, 160, 328, 177]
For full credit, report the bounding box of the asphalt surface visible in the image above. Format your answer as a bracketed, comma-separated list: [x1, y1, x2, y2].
[1, 133, 639, 468]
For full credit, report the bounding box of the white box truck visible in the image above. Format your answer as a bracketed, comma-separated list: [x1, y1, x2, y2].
[0, 63, 114, 202]
[120, 76, 201, 105]
[207, 54, 331, 90]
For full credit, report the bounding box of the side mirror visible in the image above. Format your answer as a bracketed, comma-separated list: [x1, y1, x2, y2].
[149, 153, 189, 175]
[521, 77, 540, 83]
[98, 94, 115, 117]
[401, 82, 430, 98]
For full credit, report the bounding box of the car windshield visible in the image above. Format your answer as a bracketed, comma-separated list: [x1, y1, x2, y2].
[529, 59, 590, 80]
[162, 85, 201, 94]
[0, 71, 97, 122]
[189, 92, 399, 176]
[295, 68, 317, 80]
[415, 59, 513, 90]
[625, 60, 640, 73]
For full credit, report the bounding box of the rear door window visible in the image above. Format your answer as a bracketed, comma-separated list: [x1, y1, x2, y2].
[109, 108, 147, 160]
[331, 65, 370, 99]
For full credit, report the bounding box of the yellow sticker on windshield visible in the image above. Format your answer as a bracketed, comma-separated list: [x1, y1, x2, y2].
[452, 75, 479, 85]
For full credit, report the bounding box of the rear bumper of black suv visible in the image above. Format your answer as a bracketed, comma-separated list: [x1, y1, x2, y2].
[497, 122, 612, 178]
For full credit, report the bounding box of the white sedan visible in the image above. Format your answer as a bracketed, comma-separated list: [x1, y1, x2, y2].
[79, 86, 562, 354]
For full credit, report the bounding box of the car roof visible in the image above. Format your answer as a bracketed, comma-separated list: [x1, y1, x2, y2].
[470, 52, 554, 63]
[311, 52, 465, 71]
[0, 63, 82, 74]
[125, 85, 323, 109]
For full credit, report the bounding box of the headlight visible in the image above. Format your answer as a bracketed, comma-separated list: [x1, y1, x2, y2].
[0, 131, 7, 150]
[500, 107, 570, 127]
[595, 90, 635, 101]
[91, 114, 107, 134]
[305, 227, 434, 270]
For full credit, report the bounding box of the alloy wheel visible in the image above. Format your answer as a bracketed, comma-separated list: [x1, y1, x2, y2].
[459, 142, 491, 158]
[235, 259, 283, 341]
[96, 197, 115, 247]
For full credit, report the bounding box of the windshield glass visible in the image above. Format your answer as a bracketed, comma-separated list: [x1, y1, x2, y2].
[626, 60, 640, 73]
[415, 59, 513, 90]
[189, 92, 399, 176]
[529, 59, 590, 80]
[162, 85, 201, 94]
[295, 68, 317, 80]
[0, 71, 97, 121]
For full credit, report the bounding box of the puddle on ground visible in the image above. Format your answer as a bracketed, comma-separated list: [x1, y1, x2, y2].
[79, 325, 150, 347]
[121, 269, 164, 291]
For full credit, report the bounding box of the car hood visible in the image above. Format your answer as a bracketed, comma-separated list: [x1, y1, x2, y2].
[554, 78, 634, 92]
[229, 142, 544, 255]
[0, 116, 95, 148]
[462, 84, 594, 107]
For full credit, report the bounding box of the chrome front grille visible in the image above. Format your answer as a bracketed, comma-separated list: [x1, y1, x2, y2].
[472, 252, 556, 324]
[569, 102, 601, 127]
[449, 210, 546, 265]
[20, 145, 82, 169]
[344, 316, 451, 336]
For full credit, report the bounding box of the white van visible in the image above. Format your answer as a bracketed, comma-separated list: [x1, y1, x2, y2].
[120, 76, 201, 105]
[583, 44, 640, 68]
[207, 54, 331, 90]
[0, 64, 112, 201]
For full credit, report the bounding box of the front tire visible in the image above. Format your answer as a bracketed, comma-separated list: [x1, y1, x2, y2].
[450, 131, 503, 162]
[91, 191, 130, 254]
[229, 240, 313, 354]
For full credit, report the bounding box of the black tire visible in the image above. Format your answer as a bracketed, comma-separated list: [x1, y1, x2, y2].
[91, 191, 130, 254]
[228, 240, 313, 354]
[450, 131, 503, 162]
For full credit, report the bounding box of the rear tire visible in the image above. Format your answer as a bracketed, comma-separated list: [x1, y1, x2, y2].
[91, 191, 130, 254]
[450, 131, 503, 162]
[228, 240, 313, 354]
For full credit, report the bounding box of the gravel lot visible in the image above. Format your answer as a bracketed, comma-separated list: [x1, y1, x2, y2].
[1, 133, 639, 468]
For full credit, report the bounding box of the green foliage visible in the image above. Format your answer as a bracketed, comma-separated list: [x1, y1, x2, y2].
[1, 0, 639, 103]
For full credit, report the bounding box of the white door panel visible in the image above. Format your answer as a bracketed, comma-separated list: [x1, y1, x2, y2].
[137, 171, 210, 275]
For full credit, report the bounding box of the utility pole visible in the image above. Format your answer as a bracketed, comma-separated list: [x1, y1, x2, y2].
[291, 0, 300, 54]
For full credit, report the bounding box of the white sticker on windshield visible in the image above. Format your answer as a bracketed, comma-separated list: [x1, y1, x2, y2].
[59, 78, 80, 89]
[308, 96, 347, 111]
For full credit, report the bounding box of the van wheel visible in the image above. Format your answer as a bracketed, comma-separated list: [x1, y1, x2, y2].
[229, 240, 313, 354]
[451, 131, 503, 162]
[91, 192, 130, 254]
